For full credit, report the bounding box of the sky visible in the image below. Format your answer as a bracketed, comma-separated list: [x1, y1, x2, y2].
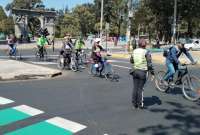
[0, 0, 93, 11]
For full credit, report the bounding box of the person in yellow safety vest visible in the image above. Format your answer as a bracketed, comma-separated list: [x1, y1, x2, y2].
[130, 38, 154, 109]
[37, 35, 48, 57]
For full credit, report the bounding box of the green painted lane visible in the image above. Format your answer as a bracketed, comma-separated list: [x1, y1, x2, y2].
[5, 121, 73, 135]
[0, 108, 30, 126]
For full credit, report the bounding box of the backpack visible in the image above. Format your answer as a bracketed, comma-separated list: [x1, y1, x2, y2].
[163, 47, 172, 57]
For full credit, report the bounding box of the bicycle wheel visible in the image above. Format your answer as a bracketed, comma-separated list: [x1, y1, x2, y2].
[14, 49, 22, 60]
[104, 63, 113, 80]
[89, 63, 97, 75]
[57, 55, 65, 70]
[42, 49, 48, 61]
[35, 48, 40, 61]
[70, 55, 78, 72]
[182, 75, 200, 101]
[81, 53, 87, 64]
[155, 71, 169, 92]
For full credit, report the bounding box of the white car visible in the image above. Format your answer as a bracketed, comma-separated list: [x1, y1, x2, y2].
[184, 39, 200, 50]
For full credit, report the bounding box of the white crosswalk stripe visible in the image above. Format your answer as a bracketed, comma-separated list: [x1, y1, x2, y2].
[0, 97, 14, 105]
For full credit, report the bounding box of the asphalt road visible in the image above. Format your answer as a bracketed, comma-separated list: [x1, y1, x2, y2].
[0, 48, 200, 135]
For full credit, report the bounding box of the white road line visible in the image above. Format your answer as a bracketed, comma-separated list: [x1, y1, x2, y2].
[0, 55, 59, 58]
[112, 64, 131, 69]
[13, 105, 44, 116]
[30, 61, 57, 65]
[108, 60, 129, 64]
[46, 117, 87, 133]
[0, 97, 14, 105]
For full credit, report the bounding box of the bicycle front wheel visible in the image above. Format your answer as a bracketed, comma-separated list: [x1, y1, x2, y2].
[182, 75, 200, 101]
[155, 71, 169, 92]
[57, 56, 65, 70]
[43, 49, 48, 61]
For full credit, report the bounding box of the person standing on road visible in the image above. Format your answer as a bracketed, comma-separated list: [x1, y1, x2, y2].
[130, 38, 154, 109]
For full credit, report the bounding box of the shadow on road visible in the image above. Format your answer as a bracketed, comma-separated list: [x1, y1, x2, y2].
[165, 87, 183, 95]
[138, 101, 200, 135]
[144, 96, 162, 107]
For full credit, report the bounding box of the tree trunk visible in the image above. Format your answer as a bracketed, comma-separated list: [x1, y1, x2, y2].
[187, 19, 193, 38]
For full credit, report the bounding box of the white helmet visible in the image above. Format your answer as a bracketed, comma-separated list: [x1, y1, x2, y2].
[94, 38, 101, 43]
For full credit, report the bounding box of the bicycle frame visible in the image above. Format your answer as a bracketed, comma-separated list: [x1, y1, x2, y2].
[171, 64, 193, 87]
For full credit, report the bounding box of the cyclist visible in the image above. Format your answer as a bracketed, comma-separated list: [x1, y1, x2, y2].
[177, 42, 197, 65]
[75, 36, 85, 52]
[130, 38, 154, 109]
[7, 34, 17, 56]
[91, 38, 105, 75]
[37, 34, 48, 58]
[75, 36, 85, 67]
[60, 33, 73, 64]
[163, 43, 197, 85]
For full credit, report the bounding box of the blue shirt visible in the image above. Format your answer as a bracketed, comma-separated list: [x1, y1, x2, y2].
[166, 46, 179, 64]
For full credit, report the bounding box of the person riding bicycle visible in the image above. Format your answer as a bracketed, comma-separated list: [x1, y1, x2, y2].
[37, 35, 48, 57]
[91, 38, 105, 75]
[162, 45, 180, 85]
[163, 42, 197, 85]
[177, 41, 197, 65]
[75, 36, 85, 52]
[7, 34, 17, 56]
[60, 34, 73, 64]
[75, 36, 85, 65]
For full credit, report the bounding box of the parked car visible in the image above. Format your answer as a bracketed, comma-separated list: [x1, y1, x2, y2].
[184, 39, 200, 50]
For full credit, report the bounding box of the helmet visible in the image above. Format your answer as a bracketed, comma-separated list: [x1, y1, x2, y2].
[94, 38, 101, 43]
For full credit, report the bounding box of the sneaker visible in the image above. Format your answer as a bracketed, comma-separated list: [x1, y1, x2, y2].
[79, 65, 85, 69]
[132, 105, 139, 109]
[138, 105, 148, 109]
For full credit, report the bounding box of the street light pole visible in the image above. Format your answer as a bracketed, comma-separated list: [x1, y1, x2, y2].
[172, 0, 177, 44]
[100, 0, 104, 43]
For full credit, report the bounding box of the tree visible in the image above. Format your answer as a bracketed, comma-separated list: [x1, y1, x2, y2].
[94, 0, 127, 37]
[6, 0, 42, 10]
[0, 6, 7, 20]
[60, 13, 80, 37]
[73, 4, 96, 36]
[0, 6, 14, 34]
[131, 1, 156, 42]
[145, 0, 200, 41]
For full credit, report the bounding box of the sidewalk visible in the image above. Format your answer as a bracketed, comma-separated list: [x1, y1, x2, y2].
[0, 59, 62, 81]
[111, 51, 200, 66]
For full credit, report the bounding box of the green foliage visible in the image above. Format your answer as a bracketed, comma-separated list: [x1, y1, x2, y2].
[73, 4, 96, 36]
[0, 6, 14, 34]
[6, 0, 42, 10]
[3, 0, 200, 39]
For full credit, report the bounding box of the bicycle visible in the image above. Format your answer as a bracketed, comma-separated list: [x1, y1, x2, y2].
[6, 44, 21, 60]
[57, 51, 78, 72]
[35, 46, 48, 61]
[89, 55, 119, 82]
[155, 63, 200, 101]
[76, 50, 87, 66]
